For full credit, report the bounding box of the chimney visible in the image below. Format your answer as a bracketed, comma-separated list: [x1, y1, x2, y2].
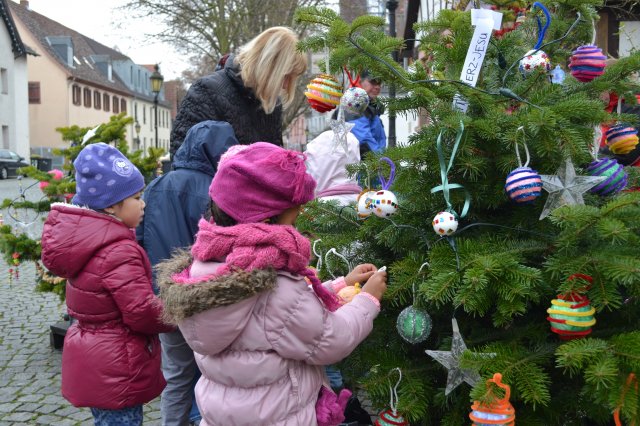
[20, 0, 29, 8]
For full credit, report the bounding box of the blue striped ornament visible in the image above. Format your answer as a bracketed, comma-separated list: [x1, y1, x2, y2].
[586, 158, 628, 196]
[504, 167, 542, 203]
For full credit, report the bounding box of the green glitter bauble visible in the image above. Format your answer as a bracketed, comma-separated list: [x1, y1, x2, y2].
[396, 306, 432, 344]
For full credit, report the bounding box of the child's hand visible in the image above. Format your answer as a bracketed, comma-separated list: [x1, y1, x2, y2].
[345, 264, 377, 286]
[362, 270, 387, 301]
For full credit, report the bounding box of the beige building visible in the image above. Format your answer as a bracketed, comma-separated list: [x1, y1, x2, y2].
[0, 0, 34, 161]
[8, 0, 171, 167]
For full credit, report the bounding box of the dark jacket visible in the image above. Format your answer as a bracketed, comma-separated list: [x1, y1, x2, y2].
[41, 204, 171, 409]
[138, 120, 238, 288]
[170, 55, 282, 157]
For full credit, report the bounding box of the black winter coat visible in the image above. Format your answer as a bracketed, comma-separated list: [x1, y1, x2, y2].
[170, 55, 283, 157]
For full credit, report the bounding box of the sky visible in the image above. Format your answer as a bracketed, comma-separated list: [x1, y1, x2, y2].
[16, 0, 190, 80]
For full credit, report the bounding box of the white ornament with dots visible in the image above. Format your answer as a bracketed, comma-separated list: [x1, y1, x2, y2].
[432, 211, 458, 236]
[356, 191, 377, 219]
[371, 190, 398, 218]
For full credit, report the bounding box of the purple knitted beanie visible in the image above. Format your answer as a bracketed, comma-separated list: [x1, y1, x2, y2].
[72, 143, 145, 210]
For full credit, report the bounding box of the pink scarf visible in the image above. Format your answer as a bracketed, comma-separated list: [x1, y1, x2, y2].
[181, 219, 341, 312]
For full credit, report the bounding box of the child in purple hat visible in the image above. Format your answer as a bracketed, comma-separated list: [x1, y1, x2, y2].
[41, 143, 172, 425]
[157, 142, 388, 426]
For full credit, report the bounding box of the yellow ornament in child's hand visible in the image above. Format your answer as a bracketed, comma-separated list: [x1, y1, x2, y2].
[338, 283, 361, 304]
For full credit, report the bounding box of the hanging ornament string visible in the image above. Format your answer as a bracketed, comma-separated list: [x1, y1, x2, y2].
[514, 126, 531, 168]
[613, 373, 638, 426]
[312, 239, 323, 272]
[378, 157, 396, 190]
[324, 248, 351, 279]
[592, 125, 602, 161]
[388, 368, 402, 416]
[617, 96, 623, 115]
[413, 262, 430, 305]
[431, 122, 471, 219]
[533, 2, 551, 50]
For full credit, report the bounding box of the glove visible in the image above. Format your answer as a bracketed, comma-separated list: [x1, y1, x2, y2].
[316, 386, 352, 426]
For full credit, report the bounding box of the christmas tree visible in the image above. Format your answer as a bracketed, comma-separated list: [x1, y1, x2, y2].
[296, 1, 640, 424]
[0, 113, 163, 299]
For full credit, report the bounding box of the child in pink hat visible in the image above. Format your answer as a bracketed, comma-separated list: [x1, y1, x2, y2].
[157, 142, 387, 426]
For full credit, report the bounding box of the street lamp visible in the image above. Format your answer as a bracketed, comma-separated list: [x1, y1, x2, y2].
[134, 120, 141, 151]
[150, 64, 164, 149]
[386, 0, 398, 148]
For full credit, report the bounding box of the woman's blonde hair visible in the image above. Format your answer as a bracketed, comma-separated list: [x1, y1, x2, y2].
[236, 27, 307, 114]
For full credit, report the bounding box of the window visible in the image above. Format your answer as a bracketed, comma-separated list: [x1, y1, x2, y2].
[0, 68, 7, 94]
[143, 105, 146, 124]
[103, 93, 110, 111]
[93, 91, 101, 109]
[72, 84, 81, 105]
[28, 82, 41, 104]
[112, 96, 119, 113]
[120, 99, 127, 114]
[83, 88, 91, 108]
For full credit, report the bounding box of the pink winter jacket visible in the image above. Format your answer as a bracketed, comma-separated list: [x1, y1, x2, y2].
[157, 254, 380, 426]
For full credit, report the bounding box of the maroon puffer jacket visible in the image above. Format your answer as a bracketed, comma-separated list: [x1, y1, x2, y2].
[41, 204, 172, 409]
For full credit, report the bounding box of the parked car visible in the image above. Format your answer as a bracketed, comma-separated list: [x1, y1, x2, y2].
[0, 149, 29, 179]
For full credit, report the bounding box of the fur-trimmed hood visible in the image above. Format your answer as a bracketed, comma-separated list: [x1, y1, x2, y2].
[156, 249, 277, 325]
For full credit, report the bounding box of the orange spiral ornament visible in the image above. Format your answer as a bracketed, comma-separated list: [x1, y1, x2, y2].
[469, 373, 515, 426]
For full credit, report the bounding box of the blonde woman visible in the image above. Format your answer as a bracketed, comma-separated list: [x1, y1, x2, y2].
[170, 27, 307, 157]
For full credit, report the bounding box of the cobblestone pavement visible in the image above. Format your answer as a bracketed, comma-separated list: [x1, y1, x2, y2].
[0, 178, 161, 425]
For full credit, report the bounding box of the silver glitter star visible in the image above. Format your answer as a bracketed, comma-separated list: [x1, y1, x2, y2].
[329, 117, 354, 154]
[426, 318, 496, 395]
[539, 158, 606, 220]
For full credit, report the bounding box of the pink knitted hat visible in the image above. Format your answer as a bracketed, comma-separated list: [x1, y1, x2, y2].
[209, 142, 317, 223]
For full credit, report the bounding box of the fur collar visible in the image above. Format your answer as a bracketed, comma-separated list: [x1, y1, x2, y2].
[156, 249, 277, 324]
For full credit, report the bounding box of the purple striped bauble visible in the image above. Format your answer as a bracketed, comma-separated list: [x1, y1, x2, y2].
[569, 45, 607, 82]
[505, 167, 543, 203]
[586, 158, 627, 196]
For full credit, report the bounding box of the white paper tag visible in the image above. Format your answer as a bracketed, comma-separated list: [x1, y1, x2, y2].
[453, 10, 503, 113]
